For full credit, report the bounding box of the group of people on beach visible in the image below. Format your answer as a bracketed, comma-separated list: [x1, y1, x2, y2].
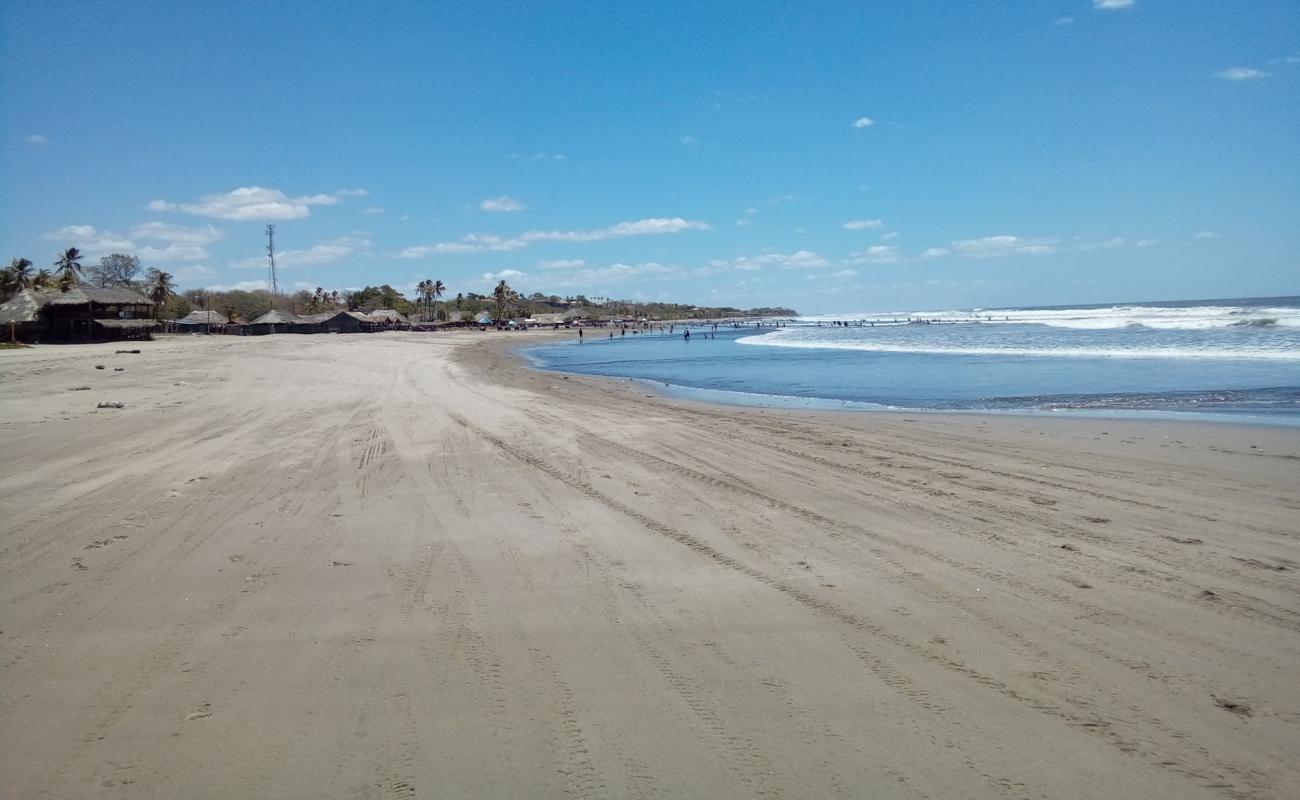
[578, 319, 788, 342]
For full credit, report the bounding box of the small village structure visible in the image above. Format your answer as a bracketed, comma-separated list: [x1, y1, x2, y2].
[0, 287, 157, 343]
[173, 309, 229, 334]
[245, 309, 297, 335]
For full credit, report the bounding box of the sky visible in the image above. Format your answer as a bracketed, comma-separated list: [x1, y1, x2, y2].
[2, 0, 1297, 314]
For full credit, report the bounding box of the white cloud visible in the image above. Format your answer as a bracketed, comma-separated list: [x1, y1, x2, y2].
[828, 269, 858, 279]
[1215, 67, 1271, 81]
[40, 222, 228, 263]
[542, 262, 682, 288]
[399, 217, 709, 257]
[208, 280, 271, 292]
[150, 186, 362, 221]
[1193, 230, 1221, 239]
[1268, 54, 1300, 65]
[25, 133, 48, 146]
[130, 221, 224, 245]
[232, 235, 369, 269]
[334, 188, 369, 197]
[521, 217, 711, 243]
[678, 135, 698, 145]
[745, 207, 758, 215]
[397, 234, 528, 257]
[701, 250, 829, 275]
[536, 259, 587, 270]
[482, 269, 526, 282]
[41, 225, 135, 256]
[1093, 0, 1134, 9]
[1054, 16, 1075, 26]
[734, 219, 752, 227]
[882, 231, 900, 240]
[849, 245, 902, 264]
[138, 244, 211, 262]
[851, 117, 875, 128]
[1078, 236, 1128, 251]
[952, 235, 1057, 257]
[362, 207, 386, 215]
[508, 152, 566, 161]
[919, 247, 950, 260]
[842, 219, 884, 230]
[480, 195, 527, 212]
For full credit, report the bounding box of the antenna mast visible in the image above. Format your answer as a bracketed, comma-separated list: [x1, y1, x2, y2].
[265, 223, 279, 295]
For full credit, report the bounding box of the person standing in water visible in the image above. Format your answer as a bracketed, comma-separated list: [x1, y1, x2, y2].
[684, 329, 690, 340]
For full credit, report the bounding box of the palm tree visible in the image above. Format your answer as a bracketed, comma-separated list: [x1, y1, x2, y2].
[8, 258, 34, 289]
[146, 269, 175, 319]
[415, 279, 431, 321]
[329, 290, 341, 309]
[493, 279, 515, 324]
[54, 248, 83, 290]
[32, 269, 54, 290]
[430, 279, 445, 321]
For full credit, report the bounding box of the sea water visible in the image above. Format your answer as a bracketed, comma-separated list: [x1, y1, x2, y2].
[521, 297, 1300, 424]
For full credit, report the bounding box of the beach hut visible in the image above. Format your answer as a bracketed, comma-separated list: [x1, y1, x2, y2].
[366, 309, 411, 329]
[293, 310, 371, 334]
[246, 309, 298, 335]
[174, 309, 229, 334]
[0, 286, 156, 342]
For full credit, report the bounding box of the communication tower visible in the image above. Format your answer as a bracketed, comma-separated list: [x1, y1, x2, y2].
[265, 224, 279, 295]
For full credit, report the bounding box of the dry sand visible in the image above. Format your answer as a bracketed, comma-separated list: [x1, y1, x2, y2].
[0, 332, 1297, 799]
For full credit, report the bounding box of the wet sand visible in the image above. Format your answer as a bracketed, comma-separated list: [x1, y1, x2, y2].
[1, 332, 1297, 799]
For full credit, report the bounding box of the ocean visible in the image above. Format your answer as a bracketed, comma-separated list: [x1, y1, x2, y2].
[521, 296, 1300, 424]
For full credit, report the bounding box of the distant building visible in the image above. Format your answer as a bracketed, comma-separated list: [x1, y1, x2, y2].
[0, 287, 157, 342]
[246, 309, 298, 335]
[174, 309, 229, 334]
[366, 309, 410, 327]
[293, 310, 372, 334]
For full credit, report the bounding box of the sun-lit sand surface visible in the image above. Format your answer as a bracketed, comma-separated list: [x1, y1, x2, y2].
[1, 332, 1297, 799]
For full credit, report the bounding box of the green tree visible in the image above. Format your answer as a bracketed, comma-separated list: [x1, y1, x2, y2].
[87, 253, 141, 287]
[145, 269, 176, 319]
[54, 248, 84, 290]
[8, 257, 34, 289]
[493, 279, 517, 323]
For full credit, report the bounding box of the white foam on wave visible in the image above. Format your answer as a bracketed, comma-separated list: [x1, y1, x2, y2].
[799, 303, 1300, 331]
[738, 330, 1300, 361]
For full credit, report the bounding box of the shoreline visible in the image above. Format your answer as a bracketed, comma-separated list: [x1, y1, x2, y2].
[1, 332, 1297, 798]
[500, 330, 1300, 430]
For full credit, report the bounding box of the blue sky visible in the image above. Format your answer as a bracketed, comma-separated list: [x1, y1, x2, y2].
[2, 0, 1297, 313]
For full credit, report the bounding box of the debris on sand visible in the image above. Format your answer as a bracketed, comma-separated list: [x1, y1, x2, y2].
[113, 367, 124, 372]
[68, 386, 92, 391]
[97, 402, 125, 409]
[115, 349, 142, 354]
[94, 365, 105, 370]
[1214, 697, 1253, 718]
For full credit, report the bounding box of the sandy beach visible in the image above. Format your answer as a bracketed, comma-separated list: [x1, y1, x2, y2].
[0, 332, 1296, 799]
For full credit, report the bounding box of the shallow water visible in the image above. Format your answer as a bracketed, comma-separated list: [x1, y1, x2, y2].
[522, 297, 1300, 424]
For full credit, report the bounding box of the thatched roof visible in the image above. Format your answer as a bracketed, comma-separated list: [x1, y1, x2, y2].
[95, 319, 158, 329]
[177, 310, 229, 324]
[367, 309, 409, 324]
[248, 310, 297, 325]
[1, 287, 153, 323]
[39, 286, 154, 306]
[0, 290, 44, 323]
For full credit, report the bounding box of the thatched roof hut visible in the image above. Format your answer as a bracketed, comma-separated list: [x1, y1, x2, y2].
[0, 289, 44, 324]
[176, 310, 230, 325]
[0, 286, 156, 342]
[367, 309, 410, 326]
